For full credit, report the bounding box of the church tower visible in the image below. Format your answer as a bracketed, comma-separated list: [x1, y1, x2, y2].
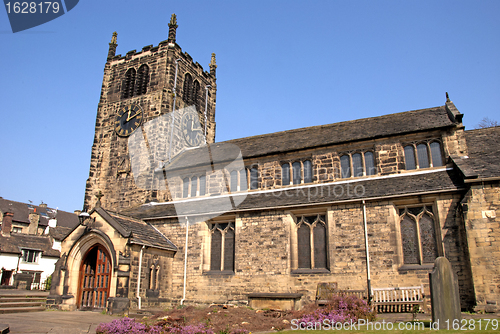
[84, 14, 217, 211]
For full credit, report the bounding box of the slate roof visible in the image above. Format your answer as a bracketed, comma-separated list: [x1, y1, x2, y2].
[452, 126, 500, 180]
[0, 198, 79, 228]
[96, 208, 177, 251]
[124, 169, 464, 220]
[165, 105, 458, 171]
[47, 226, 73, 241]
[0, 233, 60, 257]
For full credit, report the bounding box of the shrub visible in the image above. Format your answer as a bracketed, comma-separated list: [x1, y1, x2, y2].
[96, 317, 215, 334]
[297, 294, 376, 327]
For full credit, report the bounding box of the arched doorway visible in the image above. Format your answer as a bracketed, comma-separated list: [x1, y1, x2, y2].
[77, 244, 111, 310]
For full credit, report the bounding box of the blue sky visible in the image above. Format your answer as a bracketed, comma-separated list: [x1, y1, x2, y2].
[1, 0, 499, 213]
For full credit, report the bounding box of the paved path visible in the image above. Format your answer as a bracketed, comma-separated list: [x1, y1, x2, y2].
[0, 310, 121, 334]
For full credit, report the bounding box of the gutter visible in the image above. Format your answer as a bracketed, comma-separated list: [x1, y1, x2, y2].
[180, 217, 189, 305]
[142, 187, 464, 221]
[362, 200, 372, 304]
[464, 176, 500, 183]
[136, 245, 145, 309]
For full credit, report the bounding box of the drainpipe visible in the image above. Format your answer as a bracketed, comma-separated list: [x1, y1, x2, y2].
[362, 200, 372, 304]
[204, 85, 210, 143]
[168, 59, 181, 163]
[180, 217, 189, 305]
[137, 245, 145, 310]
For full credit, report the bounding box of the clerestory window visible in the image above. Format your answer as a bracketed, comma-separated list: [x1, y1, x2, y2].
[404, 141, 443, 170]
[340, 152, 376, 178]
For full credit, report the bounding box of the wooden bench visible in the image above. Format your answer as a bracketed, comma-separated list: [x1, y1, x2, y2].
[316, 283, 367, 306]
[371, 286, 425, 313]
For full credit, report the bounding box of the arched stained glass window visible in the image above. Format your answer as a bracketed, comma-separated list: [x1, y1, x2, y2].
[297, 223, 311, 269]
[401, 215, 419, 264]
[419, 213, 438, 263]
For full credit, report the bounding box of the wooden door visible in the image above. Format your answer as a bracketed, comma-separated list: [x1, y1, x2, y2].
[78, 245, 111, 310]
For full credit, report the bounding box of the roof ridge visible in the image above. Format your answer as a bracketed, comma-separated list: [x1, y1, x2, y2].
[220, 105, 445, 144]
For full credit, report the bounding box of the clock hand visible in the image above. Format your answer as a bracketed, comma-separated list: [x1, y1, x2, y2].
[127, 108, 132, 121]
[126, 110, 142, 122]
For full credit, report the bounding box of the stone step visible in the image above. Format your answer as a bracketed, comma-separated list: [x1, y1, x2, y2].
[0, 301, 45, 308]
[0, 297, 47, 303]
[0, 292, 48, 313]
[0, 306, 45, 314]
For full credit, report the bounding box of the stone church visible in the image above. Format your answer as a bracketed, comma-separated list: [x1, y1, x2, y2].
[49, 14, 500, 314]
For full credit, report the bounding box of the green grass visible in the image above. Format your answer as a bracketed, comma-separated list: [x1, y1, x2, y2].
[281, 318, 499, 334]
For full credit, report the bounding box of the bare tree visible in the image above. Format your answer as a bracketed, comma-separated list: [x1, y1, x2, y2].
[476, 117, 499, 129]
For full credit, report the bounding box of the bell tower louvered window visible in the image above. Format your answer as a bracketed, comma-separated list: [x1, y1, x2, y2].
[122, 68, 136, 99]
[121, 65, 150, 99]
[135, 65, 150, 96]
[182, 73, 193, 104]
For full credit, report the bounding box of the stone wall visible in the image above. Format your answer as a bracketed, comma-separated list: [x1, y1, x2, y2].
[462, 182, 500, 312]
[84, 40, 217, 212]
[150, 193, 475, 310]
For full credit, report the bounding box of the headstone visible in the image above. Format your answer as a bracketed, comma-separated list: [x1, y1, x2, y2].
[429, 257, 461, 329]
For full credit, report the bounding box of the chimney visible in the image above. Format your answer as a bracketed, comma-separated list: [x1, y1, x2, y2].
[28, 212, 39, 235]
[1, 212, 14, 237]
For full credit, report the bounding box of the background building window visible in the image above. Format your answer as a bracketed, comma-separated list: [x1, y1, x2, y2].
[22, 249, 39, 263]
[399, 206, 438, 265]
[209, 222, 235, 272]
[296, 215, 327, 269]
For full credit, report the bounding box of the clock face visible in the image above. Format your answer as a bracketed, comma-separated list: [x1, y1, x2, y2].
[181, 111, 204, 147]
[115, 104, 143, 137]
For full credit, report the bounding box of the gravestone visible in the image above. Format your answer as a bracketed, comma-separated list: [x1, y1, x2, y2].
[429, 257, 461, 329]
